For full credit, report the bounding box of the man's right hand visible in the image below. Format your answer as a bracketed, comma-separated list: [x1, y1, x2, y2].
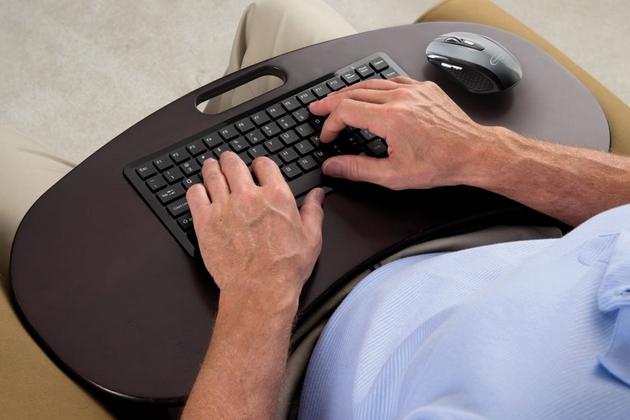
[309, 77, 495, 190]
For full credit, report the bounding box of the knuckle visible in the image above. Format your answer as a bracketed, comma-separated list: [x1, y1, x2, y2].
[338, 98, 352, 111]
[394, 87, 413, 100]
[203, 160, 221, 176]
[238, 188, 258, 204]
[421, 80, 439, 91]
[345, 160, 361, 179]
[268, 183, 288, 199]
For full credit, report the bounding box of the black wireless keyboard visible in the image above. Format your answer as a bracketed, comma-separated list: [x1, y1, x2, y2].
[124, 52, 408, 256]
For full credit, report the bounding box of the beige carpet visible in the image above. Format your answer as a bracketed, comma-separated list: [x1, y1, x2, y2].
[1, 0, 628, 163]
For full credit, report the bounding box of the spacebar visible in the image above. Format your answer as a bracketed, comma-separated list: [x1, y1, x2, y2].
[288, 169, 328, 200]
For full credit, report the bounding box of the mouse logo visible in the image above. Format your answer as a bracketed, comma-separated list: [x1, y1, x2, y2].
[490, 53, 502, 66]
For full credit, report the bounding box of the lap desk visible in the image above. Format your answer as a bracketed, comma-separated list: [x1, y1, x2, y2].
[9, 22, 609, 403]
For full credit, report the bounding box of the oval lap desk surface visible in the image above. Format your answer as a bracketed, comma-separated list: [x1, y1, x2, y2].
[10, 22, 609, 404]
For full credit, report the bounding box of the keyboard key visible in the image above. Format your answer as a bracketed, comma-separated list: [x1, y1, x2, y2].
[279, 148, 299, 163]
[347, 132, 365, 147]
[146, 176, 167, 192]
[163, 167, 184, 183]
[279, 130, 300, 146]
[180, 160, 201, 176]
[153, 156, 173, 172]
[136, 163, 156, 179]
[356, 64, 375, 78]
[196, 153, 212, 166]
[203, 132, 223, 149]
[235, 118, 255, 134]
[341, 71, 360, 85]
[288, 169, 324, 197]
[292, 108, 310, 123]
[310, 116, 324, 130]
[359, 129, 377, 141]
[309, 135, 321, 147]
[381, 69, 399, 79]
[248, 145, 268, 159]
[297, 155, 317, 172]
[239, 152, 252, 166]
[295, 139, 314, 155]
[219, 125, 239, 140]
[261, 122, 281, 137]
[157, 184, 185, 204]
[269, 154, 283, 167]
[212, 144, 231, 158]
[170, 148, 189, 164]
[245, 129, 265, 145]
[264, 137, 284, 153]
[295, 122, 315, 138]
[313, 150, 325, 163]
[297, 90, 317, 105]
[182, 175, 202, 190]
[366, 138, 388, 156]
[277, 116, 296, 130]
[177, 213, 194, 231]
[369, 57, 389, 72]
[167, 198, 190, 217]
[186, 140, 206, 156]
[229, 137, 248, 152]
[266, 103, 286, 118]
[251, 111, 270, 126]
[281, 97, 301, 112]
[312, 83, 331, 98]
[326, 77, 345, 91]
[321, 142, 347, 157]
[281, 163, 302, 180]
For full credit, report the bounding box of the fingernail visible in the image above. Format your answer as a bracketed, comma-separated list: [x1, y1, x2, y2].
[315, 187, 325, 202]
[323, 161, 342, 177]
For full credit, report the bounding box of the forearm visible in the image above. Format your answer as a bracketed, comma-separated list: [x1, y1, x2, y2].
[464, 126, 630, 226]
[182, 290, 298, 419]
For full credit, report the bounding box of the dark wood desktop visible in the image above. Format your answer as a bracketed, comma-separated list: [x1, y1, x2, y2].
[9, 22, 609, 404]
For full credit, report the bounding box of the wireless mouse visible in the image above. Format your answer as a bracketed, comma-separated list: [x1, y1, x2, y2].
[425, 31, 523, 94]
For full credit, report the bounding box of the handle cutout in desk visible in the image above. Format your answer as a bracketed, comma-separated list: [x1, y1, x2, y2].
[198, 74, 285, 115]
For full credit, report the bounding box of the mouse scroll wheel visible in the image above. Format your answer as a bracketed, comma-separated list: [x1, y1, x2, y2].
[445, 37, 461, 44]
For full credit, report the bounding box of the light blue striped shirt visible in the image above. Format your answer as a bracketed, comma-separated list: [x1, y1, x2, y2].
[300, 204, 630, 419]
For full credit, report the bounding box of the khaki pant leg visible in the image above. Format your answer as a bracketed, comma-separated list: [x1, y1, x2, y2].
[204, 0, 357, 114]
[416, 0, 630, 156]
[0, 127, 111, 419]
[0, 126, 75, 289]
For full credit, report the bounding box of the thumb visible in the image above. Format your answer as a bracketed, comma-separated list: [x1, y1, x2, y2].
[300, 187, 325, 241]
[322, 155, 392, 185]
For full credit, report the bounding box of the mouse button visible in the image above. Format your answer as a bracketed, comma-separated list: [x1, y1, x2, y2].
[460, 38, 485, 51]
[444, 36, 462, 45]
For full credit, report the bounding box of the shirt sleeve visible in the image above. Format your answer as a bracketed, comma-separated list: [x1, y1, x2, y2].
[597, 229, 630, 386]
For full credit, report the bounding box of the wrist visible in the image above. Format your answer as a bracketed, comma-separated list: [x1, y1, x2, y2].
[219, 279, 300, 321]
[450, 125, 524, 190]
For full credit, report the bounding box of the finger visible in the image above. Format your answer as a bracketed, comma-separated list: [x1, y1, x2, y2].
[322, 154, 394, 185]
[202, 157, 229, 202]
[251, 156, 286, 187]
[387, 76, 418, 85]
[220, 151, 255, 193]
[299, 187, 325, 244]
[186, 183, 210, 225]
[319, 99, 386, 142]
[334, 78, 402, 94]
[309, 88, 392, 116]
[328, 77, 417, 97]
